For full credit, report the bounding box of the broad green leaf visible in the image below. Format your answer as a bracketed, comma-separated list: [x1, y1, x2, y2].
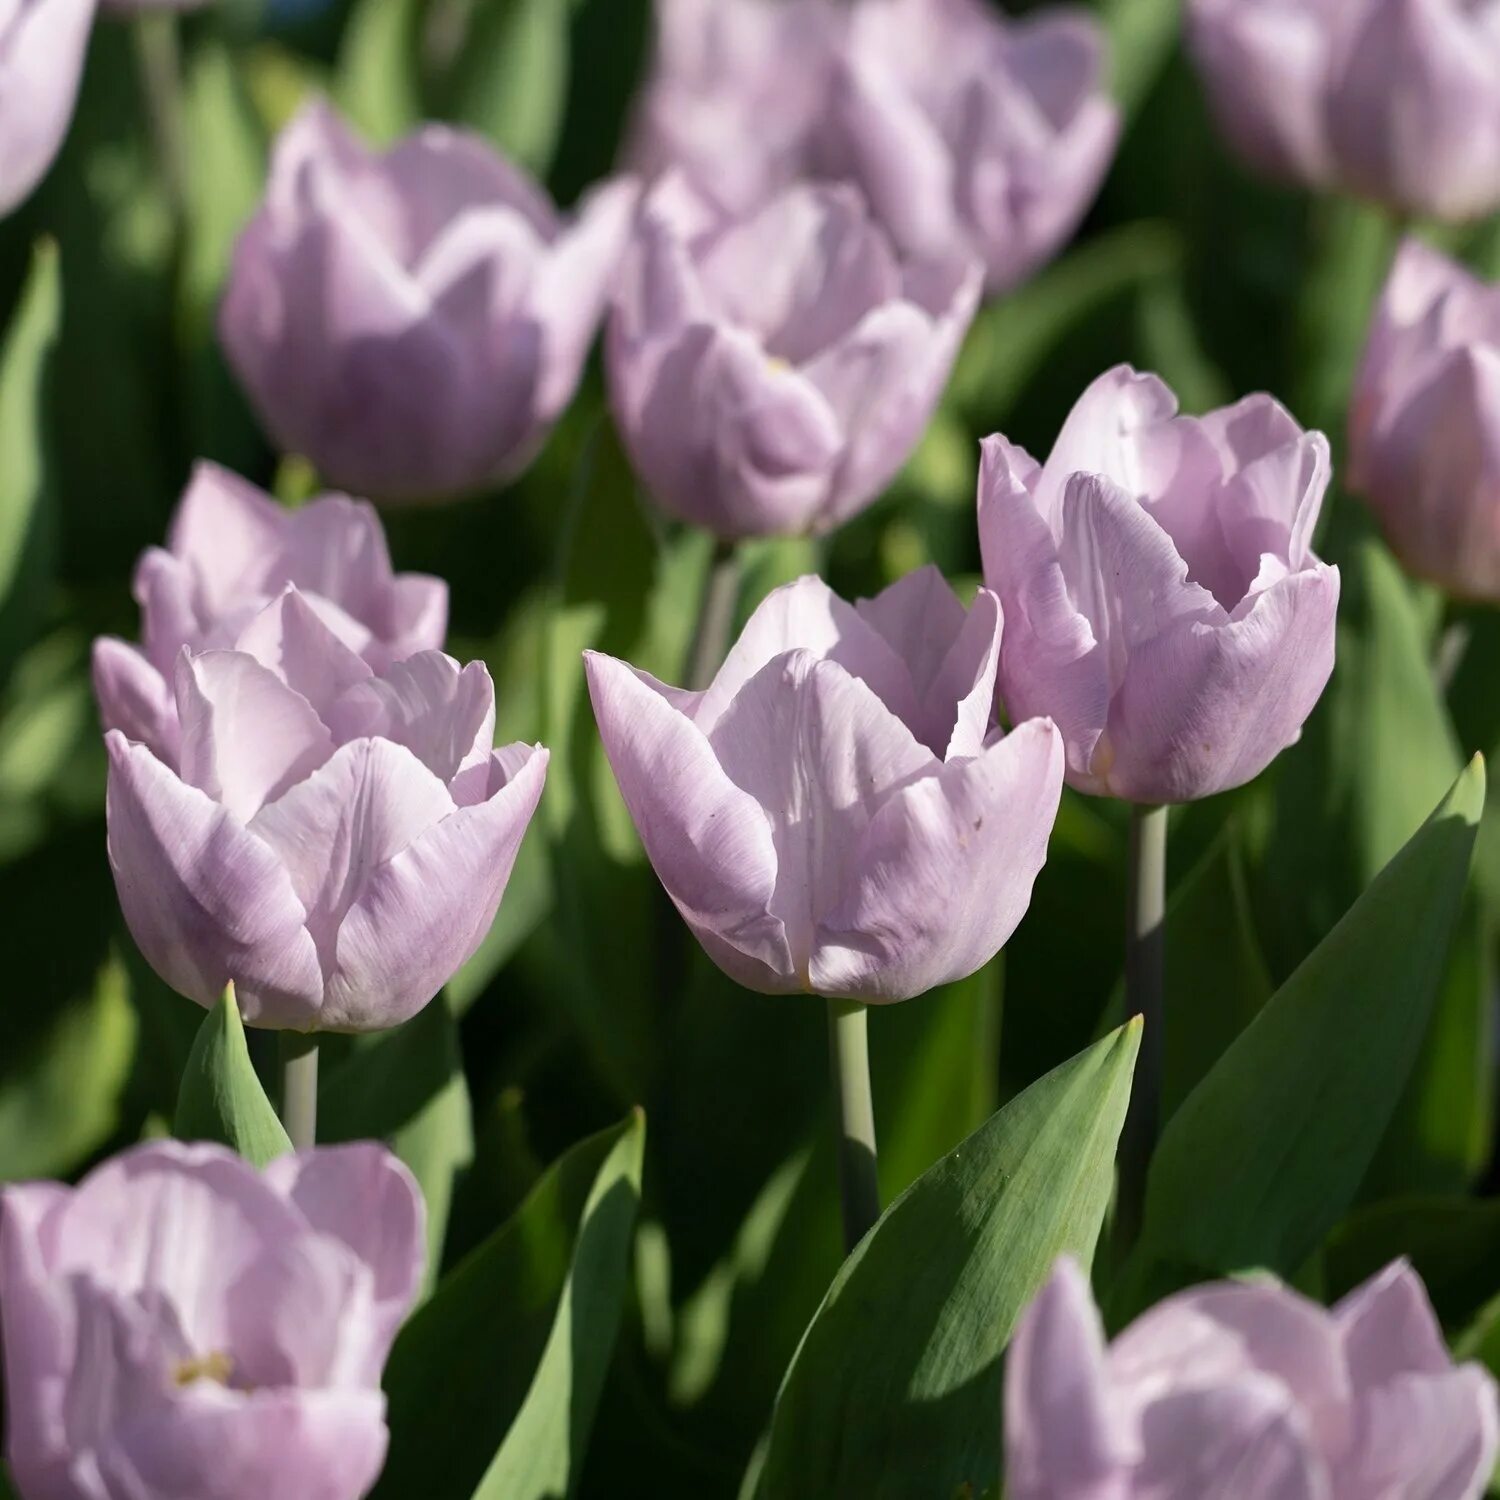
[1099, 0, 1181, 117]
[174, 988, 291, 1167]
[753, 1022, 1140, 1500]
[336, 0, 423, 144]
[374, 1112, 646, 1500]
[1134, 756, 1484, 1289]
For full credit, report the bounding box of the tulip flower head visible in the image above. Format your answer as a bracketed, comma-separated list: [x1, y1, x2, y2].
[220, 99, 638, 503]
[0, 0, 96, 218]
[626, 0, 1119, 293]
[1007, 1256, 1500, 1499]
[608, 178, 981, 539]
[1350, 238, 1500, 600]
[979, 366, 1340, 805]
[0, 1140, 425, 1500]
[1188, 0, 1500, 221]
[106, 589, 548, 1032]
[92, 462, 448, 768]
[586, 569, 1064, 1001]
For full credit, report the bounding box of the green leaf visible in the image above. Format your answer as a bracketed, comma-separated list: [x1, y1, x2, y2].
[753, 1022, 1141, 1500]
[374, 1111, 646, 1500]
[335, 0, 424, 144]
[1134, 756, 1484, 1290]
[1099, 0, 1182, 117]
[174, 987, 291, 1167]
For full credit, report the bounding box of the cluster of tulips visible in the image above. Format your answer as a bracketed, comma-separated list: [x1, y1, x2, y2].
[6, 0, 1500, 1495]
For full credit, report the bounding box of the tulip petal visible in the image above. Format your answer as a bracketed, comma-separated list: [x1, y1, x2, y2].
[810, 717, 1062, 1000]
[232, 590, 374, 722]
[1334, 1261, 1451, 1388]
[0, 0, 95, 217]
[166, 464, 291, 618]
[105, 732, 322, 1023]
[92, 639, 177, 764]
[584, 650, 796, 993]
[321, 746, 548, 1031]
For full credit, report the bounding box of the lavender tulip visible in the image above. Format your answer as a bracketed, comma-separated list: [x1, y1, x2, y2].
[106, 588, 547, 1031]
[979, 366, 1340, 805]
[608, 179, 981, 539]
[220, 99, 638, 504]
[625, 0, 1119, 293]
[585, 568, 1064, 1000]
[1188, 0, 1500, 221]
[1350, 238, 1500, 600]
[92, 462, 447, 768]
[1007, 1256, 1500, 1500]
[1, 1141, 423, 1500]
[0, 0, 96, 218]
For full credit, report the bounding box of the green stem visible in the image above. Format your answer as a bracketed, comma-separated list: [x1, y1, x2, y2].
[826, 999, 880, 1254]
[132, 13, 189, 238]
[1118, 803, 1167, 1245]
[685, 539, 740, 692]
[280, 1032, 319, 1152]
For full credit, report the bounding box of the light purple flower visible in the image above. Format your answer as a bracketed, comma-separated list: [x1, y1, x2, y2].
[0, 0, 96, 218]
[585, 568, 1064, 1000]
[607, 178, 980, 539]
[624, 0, 1119, 294]
[106, 588, 548, 1032]
[1007, 1256, 1500, 1500]
[1188, 0, 1500, 221]
[979, 366, 1340, 805]
[1350, 238, 1500, 600]
[1, 1139, 425, 1500]
[220, 99, 638, 504]
[92, 462, 447, 768]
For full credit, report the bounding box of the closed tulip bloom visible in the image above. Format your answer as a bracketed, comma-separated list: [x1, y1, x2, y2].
[979, 366, 1340, 805]
[106, 588, 548, 1031]
[0, 0, 96, 217]
[608, 180, 981, 539]
[1, 1140, 424, 1500]
[585, 568, 1064, 1000]
[220, 100, 638, 504]
[1188, 0, 1500, 221]
[1349, 239, 1500, 599]
[92, 462, 447, 767]
[1007, 1256, 1500, 1500]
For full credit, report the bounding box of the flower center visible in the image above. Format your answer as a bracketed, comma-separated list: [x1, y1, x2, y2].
[173, 1350, 235, 1388]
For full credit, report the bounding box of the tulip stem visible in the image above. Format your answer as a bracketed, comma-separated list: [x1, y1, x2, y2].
[280, 1033, 319, 1152]
[132, 12, 190, 239]
[827, 999, 880, 1255]
[686, 540, 740, 691]
[1119, 803, 1167, 1245]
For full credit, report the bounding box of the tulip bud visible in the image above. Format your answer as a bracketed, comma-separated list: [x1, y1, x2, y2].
[220, 99, 638, 504]
[106, 589, 547, 1031]
[607, 179, 981, 539]
[92, 462, 448, 768]
[1, 1140, 425, 1500]
[979, 365, 1340, 805]
[0, 0, 95, 218]
[1188, 0, 1500, 222]
[1350, 238, 1500, 600]
[586, 568, 1064, 1001]
[1007, 1256, 1500, 1499]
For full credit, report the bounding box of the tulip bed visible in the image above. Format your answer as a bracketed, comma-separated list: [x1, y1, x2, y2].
[4, 0, 1500, 1497]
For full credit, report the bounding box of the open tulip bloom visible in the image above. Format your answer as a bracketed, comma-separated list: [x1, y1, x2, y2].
[220, 99, 638, 504]
[1007, 1256, 1500, 1499]
[105, 587, 548, 1034]
[0, 1140, 425, 1500]
[1188, 0, 1500, 222]
[92, 461, 448, 768]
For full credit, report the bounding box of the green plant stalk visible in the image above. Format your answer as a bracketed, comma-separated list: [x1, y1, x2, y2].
[827, 999, 880, 1254]
[280, 1031, 320, 1151]
[132, 12, 189, 238]
[686, 539, 740, 691]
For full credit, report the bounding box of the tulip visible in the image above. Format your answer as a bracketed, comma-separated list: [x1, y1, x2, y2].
[979, 365, 1340, 807]
[1007, 1256, 1500, 1500]
[0, 0, 96, 218]
[1188, 0, 1500, 221]
[106, 588, 548, 1032]
[625, 0, 1119, 293]
[92, 462, 448, 767]
[1, 1139, 424, 1500]
[607, 179, 981, 540]
[585, 568, 1063, 1000]
[1349, 238, 1500, 600]
[220, 99, 638, 504]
